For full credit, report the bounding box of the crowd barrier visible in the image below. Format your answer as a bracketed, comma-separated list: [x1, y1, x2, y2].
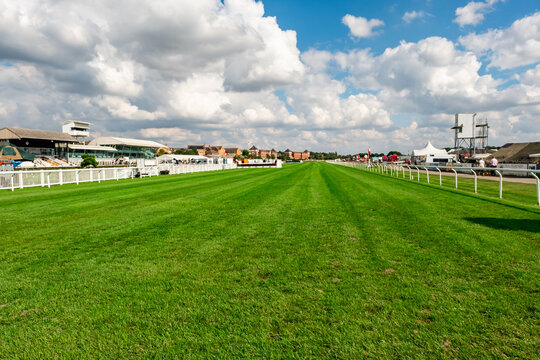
[0, 163, 238, 191]
[330, 161, 540, 206]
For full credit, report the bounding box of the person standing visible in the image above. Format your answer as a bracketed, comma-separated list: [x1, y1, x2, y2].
[490, 157, 498, 167]
[479, 158, 485, 168]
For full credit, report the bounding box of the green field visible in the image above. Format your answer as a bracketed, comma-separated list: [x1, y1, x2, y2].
[1, 162, 539, 359]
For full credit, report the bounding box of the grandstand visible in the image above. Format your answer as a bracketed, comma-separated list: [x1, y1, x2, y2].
[490, 142, 540, 163]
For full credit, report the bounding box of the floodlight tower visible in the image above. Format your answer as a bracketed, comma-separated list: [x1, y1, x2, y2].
[452, 113, 489, 157]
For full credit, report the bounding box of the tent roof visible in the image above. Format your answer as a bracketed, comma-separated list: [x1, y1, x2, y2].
[0, 127, 78, 142]
[412, 141, 448, 157]
[90, 136, 165, 149]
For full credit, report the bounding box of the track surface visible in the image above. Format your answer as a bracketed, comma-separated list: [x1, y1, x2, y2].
[1, 162, 539, 359]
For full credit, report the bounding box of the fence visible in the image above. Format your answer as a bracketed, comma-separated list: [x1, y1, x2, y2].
[0, 163, 238, 191]
[331, 161, 540, 206]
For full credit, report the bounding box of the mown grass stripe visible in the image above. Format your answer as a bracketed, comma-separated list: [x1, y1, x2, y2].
[0, 162, 538, 359]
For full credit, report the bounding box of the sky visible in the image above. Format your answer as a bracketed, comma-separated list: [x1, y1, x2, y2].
[0, 0, 539, 154]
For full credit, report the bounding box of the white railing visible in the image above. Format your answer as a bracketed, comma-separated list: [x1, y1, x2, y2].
[0, 163, 239, 191]
[331, 161, 540, 206]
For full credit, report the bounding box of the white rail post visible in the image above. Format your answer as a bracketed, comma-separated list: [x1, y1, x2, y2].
[40, 170, 45, 187]
[436, 167, 442, 186]
[59, 170, 63, 186]
[76, 170, 79, 185]
[451, 169, 458, 189]
[423, 167, 429, 184]
[471, 169, 477, 193]
[402, 166, 405, 178]
[414, 166, 419, 181]
[408, 166, 412, 180]
[390, 165, 393, 176]
[115, 168, 118, 181]
[47, 172, 51, 188]
[495, 170, 503, 199]
[11, 173, 14, 191]
[98, 170, 101, 183]
[19, 172, 23, 189]
[530, 172, 540, 206]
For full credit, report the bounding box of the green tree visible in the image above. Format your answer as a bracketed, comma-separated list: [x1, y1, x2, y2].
[242, 149, 249, 157]
[80, 154, 98, 168]
[174, 148, 198, 155]
[387, 151, 403, 156]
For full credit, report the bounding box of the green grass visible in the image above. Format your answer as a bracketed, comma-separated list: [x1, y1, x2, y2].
[1, 162, 539, 359]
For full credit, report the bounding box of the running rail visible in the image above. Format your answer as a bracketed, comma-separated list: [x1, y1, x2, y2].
[330, 161, 540, 206]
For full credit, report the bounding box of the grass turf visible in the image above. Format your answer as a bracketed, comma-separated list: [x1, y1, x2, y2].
[0, 162, 539, 359]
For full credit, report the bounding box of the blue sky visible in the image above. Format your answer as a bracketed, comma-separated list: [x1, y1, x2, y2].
[1, 0, 539, 153]
[263, 0, 539, 54]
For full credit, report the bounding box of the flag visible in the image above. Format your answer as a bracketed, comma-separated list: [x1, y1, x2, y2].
[368, 148, 371, 158]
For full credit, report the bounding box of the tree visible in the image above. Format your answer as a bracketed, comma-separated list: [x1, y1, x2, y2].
[242, 149, 249, 157]
[174, 148, 198, 155]
[387, 151, 403, 156]
[80, 154, 98, 168]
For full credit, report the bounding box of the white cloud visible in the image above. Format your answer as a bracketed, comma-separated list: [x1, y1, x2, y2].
[339, 37, 502, 113]
[402, 11, 427, 23]
[96, 96, 163, 120]
[342, 14, 384, 38]
[0, 0, 538, 154]
[454, 0, 501, 27]
[140, 128, 201, 144]
[460, 12, 540, 69]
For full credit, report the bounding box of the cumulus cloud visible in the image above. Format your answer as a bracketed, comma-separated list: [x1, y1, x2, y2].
[0, 0, 538, 154]
[454, 0, 501, 27]
[459, 12, 540, 69]
[402, 11, 427, 23]
[338, 37, 503, 114]
[342, 14, 384, 38]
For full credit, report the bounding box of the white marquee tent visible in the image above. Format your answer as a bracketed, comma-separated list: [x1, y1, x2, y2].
[412, 141, 454, 163]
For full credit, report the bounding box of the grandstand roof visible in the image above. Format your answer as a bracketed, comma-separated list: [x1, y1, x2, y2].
[0, 127, 78, 142]
[90, 137, 165, 149]
[68, 144, 117, 152]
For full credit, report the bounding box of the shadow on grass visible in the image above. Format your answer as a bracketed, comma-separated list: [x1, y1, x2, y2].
[465, 217, 540, 233]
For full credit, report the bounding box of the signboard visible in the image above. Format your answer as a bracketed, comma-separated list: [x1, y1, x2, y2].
[455, 113, 475, 139]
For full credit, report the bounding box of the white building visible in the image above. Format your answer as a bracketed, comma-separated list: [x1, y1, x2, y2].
[62, 121, 91, 139]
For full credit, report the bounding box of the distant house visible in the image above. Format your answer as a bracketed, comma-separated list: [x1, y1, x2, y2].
[284, 149, 293, 158]
[187, 144, 207, 156]
[249, 145, 259, 156]
[248, 145, 278, 158]
[205, 145, 226, 157]
[225, 147, 242, 157]
[282, 149, 309, 159]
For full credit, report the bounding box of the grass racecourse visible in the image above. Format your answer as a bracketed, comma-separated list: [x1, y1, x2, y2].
[1, 162, 539, 359]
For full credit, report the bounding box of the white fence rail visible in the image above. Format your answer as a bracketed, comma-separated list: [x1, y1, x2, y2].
[0, 164, 237, 191]
[331, 161, 540, 206]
